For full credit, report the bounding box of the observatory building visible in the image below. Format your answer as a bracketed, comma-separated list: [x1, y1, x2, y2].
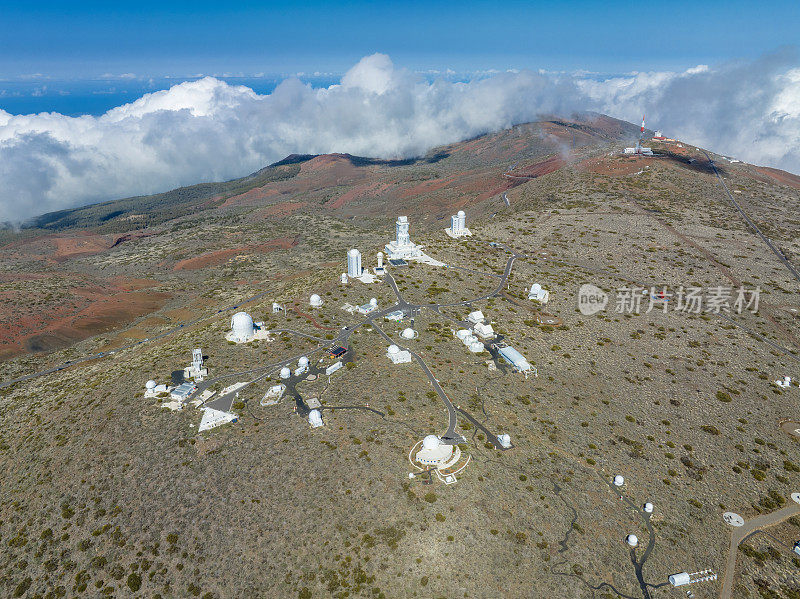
[357, 298, 378, 314]
[226, 312, 268, 343]
[184, 348, 208, 381]
[497, 345, 533, 375]
[473, 321, 495, 339]
[310, 294, 324, 308]
[228, 312, 255, 343]
[445, 210, 472, 238]
[415, 435, 454, 466]
[387, 344, 412, 364]
[467, 310, 485, 324]
[374, 252, 386, 275]
[400, 327, 418, 340]
[385, 216, 423, 260]
[308, 409, 324, 428]
[347, 249, 362, 278]
[528, 283, 550, 304]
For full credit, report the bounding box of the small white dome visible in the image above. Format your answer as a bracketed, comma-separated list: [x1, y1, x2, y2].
[388, 344, 400, 354]
[613, 475, 625, 487]
[457, 210, 465, 217]
[643, 502, 654, 513]
[348, 248, 359, 257]
[377, 252, 383, 258]
[456, 329, 470, 340]
[626, 534, 639, 547]
[498, 433, 511, 447]
[280, 366, 291, 379]
[310, 294, 323, 307]
[308, 409, 323, 427]
[341, 273, 348, 283]
[145, 380, 156, 390]
[530, 283, 542, 292]
[298, 356, 309, 368]
[400, 328, 416, 339]
[422, 435, 440, 450]
[369, 297, 378, 306]
[469, 341, 484, 352]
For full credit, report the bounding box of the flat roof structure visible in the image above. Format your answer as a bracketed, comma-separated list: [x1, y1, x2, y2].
[170, 382, 197, 401]
[498, 346, 532, 373]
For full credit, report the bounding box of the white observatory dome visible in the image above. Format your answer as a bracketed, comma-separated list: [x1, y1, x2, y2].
[310, 294, 323, 307]
[280, 366, 291, 379]
[369, 297, 378, 306]
[308, 409, 323, 427]
[348, 248, 359, 257]
[387, 344, 400, 355]
[626, 534, 639, 547]
[298, 356, 309, 368]
[469, 341, 484, 353]
[456, 329, 470, 340]
[422, 434, 440, 450]
[341, 273, 348, 284]
[613, 475, 625, 487]
[457, 210, 465, 217]
[400, 328, 416, 339]
[643, 502, 654, 513]
[145, 380, 156, 390]
[230, 312, 255, 342]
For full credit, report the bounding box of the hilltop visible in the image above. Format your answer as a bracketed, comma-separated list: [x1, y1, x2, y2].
[1, 113, 799, 598]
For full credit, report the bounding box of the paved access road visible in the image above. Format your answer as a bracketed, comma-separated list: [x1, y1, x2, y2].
[720, 501, 800, 599]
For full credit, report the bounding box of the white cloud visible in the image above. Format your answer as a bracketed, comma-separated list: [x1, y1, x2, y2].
[1, 51, 800, 223]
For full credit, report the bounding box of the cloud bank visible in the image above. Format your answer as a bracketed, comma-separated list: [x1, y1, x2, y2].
[1, 51, 799, 222]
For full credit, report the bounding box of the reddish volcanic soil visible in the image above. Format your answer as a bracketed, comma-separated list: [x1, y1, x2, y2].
[754, 166, 800, 190]
[0, 283, 172, 360]
[173, 237, 298, 270]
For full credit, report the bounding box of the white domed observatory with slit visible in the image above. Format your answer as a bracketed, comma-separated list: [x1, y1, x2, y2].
[228, 312, 255, 343]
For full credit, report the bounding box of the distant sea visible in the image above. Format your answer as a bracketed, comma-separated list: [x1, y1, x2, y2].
[0, 75, 339, 117]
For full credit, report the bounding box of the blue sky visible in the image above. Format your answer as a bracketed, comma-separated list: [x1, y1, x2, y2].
[3, 0, 800, 79]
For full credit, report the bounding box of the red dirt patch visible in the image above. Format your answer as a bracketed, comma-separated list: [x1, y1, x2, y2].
[754, 166, 800, 191]
[173, 237, 297, 270]
[52, 233, 112, 262]
[0, 283, 172, 360]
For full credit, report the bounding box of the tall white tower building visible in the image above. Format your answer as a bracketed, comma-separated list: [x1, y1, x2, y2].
[446, 210, 471, 238]
[347, 248, 362, 277]
[385, 216, 423, 260]
[396, 216, 410, 246]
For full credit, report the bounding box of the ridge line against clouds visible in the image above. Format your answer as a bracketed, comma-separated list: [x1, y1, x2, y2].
[1, 49, 799, 223]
